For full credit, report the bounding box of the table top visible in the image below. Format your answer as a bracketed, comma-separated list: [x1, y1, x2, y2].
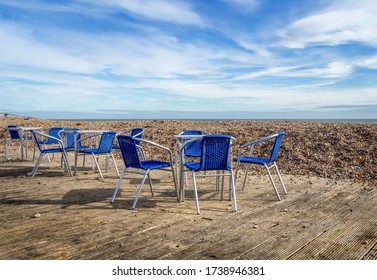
[62, 129, 109, 134]
[19, 127, 42, 131]
[77, 130, 109, 134]
[174, 134, 204, 140]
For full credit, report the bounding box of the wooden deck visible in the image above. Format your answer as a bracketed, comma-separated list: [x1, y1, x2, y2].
[0, 157, 376, 260]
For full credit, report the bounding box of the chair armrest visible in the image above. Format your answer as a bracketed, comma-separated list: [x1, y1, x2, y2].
[32, 130, 65, 148]
[116, 129, 144, 137]
[237, 133, 279, 158]
[133, 131, 143, 138]
[135, 137, 174, 162]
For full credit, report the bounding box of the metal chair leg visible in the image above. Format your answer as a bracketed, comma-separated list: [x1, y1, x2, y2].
[111, 166, 126, 203]
[147, 173, 154, 196]
[230, 170, 237, 212]
[265, 164, 281, 201]
[62, 153, 72, 176]
[92, 154, 103, 180]
[191, 171, 200, 215]
[31, 154, 44, 177]
[132, 170, 149, 209]
[110, 152, 120, 177]
[170, 165, 179, 201]
[242, 164, 250, 190]
[274, 163, 287, 194]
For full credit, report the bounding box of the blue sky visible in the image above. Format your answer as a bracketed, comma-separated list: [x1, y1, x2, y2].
[1, 0, 377, 119]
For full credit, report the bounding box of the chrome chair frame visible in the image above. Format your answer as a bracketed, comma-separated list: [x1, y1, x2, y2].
[234, 132, 287, 200]
[30, 130, 72, 177]
[180, 135, 237, 214]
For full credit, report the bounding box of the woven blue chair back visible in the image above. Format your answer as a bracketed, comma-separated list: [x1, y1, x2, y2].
[131, 128, 144, 145]
[43, 127, 64, 144]
[31, 130, 44, 152]
[117, 135, 142, 169]
[8, 126, 21, 139]
[269, 131, 285, 162]
[97, 131, 116, 153]
[183, 130, 203, 157]
[199, 135, 232, 171]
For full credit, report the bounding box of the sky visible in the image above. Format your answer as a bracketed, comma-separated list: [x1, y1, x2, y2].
[1, 0, 377, 119]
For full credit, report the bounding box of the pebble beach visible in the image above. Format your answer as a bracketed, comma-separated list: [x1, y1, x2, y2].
[1, 116, 376, 183]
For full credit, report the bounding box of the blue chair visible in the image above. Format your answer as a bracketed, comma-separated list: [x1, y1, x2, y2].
[5, 125, 34, 160]
[30, 130, 72, 177]
[181, 135, 237, 214]
[38, 127, 64, 163]
[234, 132, 287, 200]
[76, 131, 119, 180]
[111, 135, 178, 210]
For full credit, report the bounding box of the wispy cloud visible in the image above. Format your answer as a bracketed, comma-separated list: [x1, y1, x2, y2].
[357, 55, 377, 69]
[277, 0, 377, 48]
[78, 0, 205, 25]
[234, 61, 353, 80]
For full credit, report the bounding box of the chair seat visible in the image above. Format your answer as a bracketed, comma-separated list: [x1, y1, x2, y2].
[78, 148, 102, 154]
[41, 147, 68, 153]
[67, 145, 90, 151]
[112, 145, 120, 149]
[140, 160, 171, 170]
[234, 156, 272, 165]
[184, 162, 200, 171]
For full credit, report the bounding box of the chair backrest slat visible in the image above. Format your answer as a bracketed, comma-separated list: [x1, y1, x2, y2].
[269, 131, 285, 162]
[199, 135, 232, 171]
[42, 127, 64, 144]
[8, 125, 21, 139]
[97, 131, 116, 153]
[31, 130, 42, 151]
[117, 135, 142, 169]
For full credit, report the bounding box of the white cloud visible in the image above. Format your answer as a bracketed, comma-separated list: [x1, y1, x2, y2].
[0, 19, 240, 79]
[234, 61, 353, 80]
[357, 56, 377, 69]
[297, 62, 353, 78]
[80, 0, 204, 25]
[277, 1, 377, 48]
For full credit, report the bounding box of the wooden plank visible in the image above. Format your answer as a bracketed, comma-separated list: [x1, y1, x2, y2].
[0, 157, 376, 260]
